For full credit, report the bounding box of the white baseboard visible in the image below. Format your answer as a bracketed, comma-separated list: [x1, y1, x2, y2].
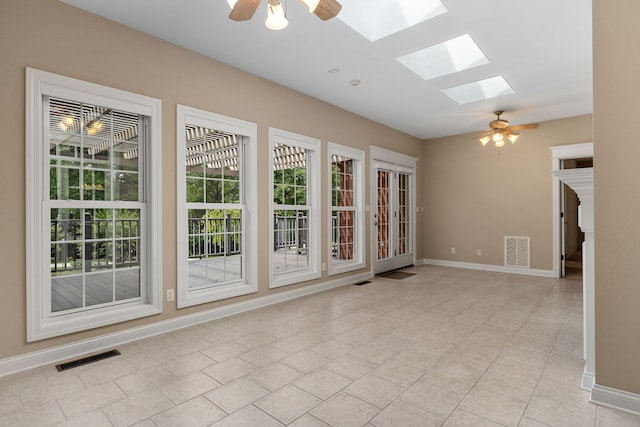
[0, 271, 372, 378]
[421, 259, 555, 278]
[591, 384, 640, 415]
[582, 370, 595, 391]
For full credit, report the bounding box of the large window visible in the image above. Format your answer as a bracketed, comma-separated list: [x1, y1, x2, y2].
[328, 143, 365, 275]
[26, 68, 162, 341]
[177, 106, 257, 307]
[269, 128, 320, 288]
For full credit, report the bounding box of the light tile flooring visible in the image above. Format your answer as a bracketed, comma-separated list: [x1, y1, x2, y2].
[2, 265, 640, 427]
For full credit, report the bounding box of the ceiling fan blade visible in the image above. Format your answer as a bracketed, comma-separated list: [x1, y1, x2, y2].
[229, 0, 261, 21]
[509, 123, 539, 131]
[312, 0, 342, 21]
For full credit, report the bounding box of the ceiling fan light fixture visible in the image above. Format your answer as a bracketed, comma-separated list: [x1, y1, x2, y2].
[478, 111, 538, 149]
[265, 0, 289, 30]
[227, 0, 238, 8]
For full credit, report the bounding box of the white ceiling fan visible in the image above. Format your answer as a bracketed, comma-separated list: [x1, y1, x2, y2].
[227, 0, 342, 30]
[478, 110, 539, 148]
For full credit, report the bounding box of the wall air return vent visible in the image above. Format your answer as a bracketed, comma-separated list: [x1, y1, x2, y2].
[505, 236, 530, 268]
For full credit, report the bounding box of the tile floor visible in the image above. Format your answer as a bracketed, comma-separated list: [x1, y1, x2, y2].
[2, 265, 640, 426]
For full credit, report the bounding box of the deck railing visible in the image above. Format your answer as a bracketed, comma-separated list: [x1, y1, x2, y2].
[51, 216, 139, 273]
[188, 215, 242, 258]
[273, 213, 308, 252]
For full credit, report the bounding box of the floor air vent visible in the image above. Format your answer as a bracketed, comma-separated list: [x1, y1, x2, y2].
[505, 236, 530, 268]
[56, 349, 121, 372]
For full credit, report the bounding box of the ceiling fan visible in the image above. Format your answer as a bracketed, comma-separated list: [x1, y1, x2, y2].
[228, 0, 342, 30]
[478, 110, 539, 147]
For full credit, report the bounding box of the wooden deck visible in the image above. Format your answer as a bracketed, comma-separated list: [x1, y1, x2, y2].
[51, 249, 310, 312]
[51, 268, 140, 312]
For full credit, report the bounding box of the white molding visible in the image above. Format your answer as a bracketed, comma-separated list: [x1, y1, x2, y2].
[0, 271, 372, 378]
[369, 145, 418, 168]
[550, 142, 593, 161]
[554, 166, 596, 402]
[421, 259, 555, 277]
[26, 68, 163, 342]
[591, 384, 640, 415]
[582, 371, 595, 391]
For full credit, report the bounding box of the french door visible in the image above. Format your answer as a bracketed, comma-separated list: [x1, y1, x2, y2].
[371, 150, 416, 274]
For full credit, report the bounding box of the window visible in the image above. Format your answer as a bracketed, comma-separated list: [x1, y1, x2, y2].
[177, 106, 257, 307]
[270, 128, 320, 288]
[26, 68, 162, 341]
[328, 143, 365, 275]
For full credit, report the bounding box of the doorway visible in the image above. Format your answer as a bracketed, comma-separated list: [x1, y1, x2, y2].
[370, 147, 417, 275]
[560, 157, 593, 279]
[550, 143, 593, 278]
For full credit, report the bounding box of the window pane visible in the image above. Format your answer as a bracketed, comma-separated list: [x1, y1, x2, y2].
[273, 209, 309, 275]
[377, 170, 390, 260]
[114, 172, 138, 201]
[86, 272, 114, 306]
[331, 158, 354, 207]
[332, 209, 355, 262]
[83, 169, 108, 201]
[224, 180, 240, 203]
[206, 179, 222, 203]
[186, 177, 204, 203]
[51, 276, 83, 312]
[398, 173, 409, 256]
[115, 269, 140, 301]
[50, 167, 81, 200]
[188, 209, 243, 289]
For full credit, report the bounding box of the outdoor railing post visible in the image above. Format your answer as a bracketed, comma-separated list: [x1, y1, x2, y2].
[84, 212, 92, 272]
[225, 213, 231, 256]
[274, 213, 278, 251]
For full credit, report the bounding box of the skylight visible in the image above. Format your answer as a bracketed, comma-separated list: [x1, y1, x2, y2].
[396, 34, 489, 81]
[338, 0, 447, 42]
[441, 76, 515, 104]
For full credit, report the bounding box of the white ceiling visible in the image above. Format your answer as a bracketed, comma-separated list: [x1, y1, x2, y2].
[60, 0, 593, 140]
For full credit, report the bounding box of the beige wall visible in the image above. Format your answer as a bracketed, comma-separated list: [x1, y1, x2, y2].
[593, 0, 640, 394]
[0, 0, 423, 359]
[7, 1, 634, 399]
[422, 115, 592, 270]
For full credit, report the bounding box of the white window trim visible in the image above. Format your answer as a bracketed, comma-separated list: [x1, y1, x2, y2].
[176, 105, 258, 308]
[26, 68, 163, 342]
[327, 142, 365, 275]
[269, 128, 321, 288]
